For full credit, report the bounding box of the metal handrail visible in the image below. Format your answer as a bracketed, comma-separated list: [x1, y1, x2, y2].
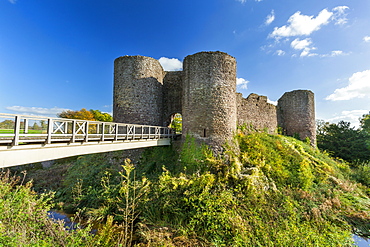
[0, 113, 174, 146]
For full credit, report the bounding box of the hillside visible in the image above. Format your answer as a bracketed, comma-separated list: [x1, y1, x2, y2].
[3, 131, 370, 246]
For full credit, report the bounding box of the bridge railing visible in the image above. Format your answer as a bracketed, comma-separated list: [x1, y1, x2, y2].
[0, 113, 174, 146]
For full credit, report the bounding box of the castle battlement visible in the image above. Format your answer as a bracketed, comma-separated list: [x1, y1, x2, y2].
[113, 51, 316, 149]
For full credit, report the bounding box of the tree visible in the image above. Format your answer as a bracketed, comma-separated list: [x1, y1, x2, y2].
[169, 113, 182, 134]
[0, 120, 15, 129]
[57, 108, 96, 121]
[360, 112, 370, 134]
[316, 119, 330, 136]
[57, 108, 113, 122]
[89, 109, 113, 122]
[317, 120, 370, 163]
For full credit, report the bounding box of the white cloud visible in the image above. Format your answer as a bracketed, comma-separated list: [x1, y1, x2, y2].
[267, 99, 277, 105]
[265, 10, 275, 26]
[363, 36, 370, 43]
[269, 9, 333, 38]
[8, 0, 17, 3]
[332, 6, 349, 25]
[275, 50, 285, 56]
[300, 49, 318, 57]
[291, 38, 312, 50]
[320, 50, 350, 57]
[290, 38, 317, 57]
[326, 70, 370, 101]
[158, 57, 183, 71]
[269, 6, 349, 39]
[329, 50, 343, 56]
[266, 6, 349, 57]
[6, 106, 71, 116]
[327, 109, 369, 128]
[288, 38, 348, 58]
[237, 78, 249, 90]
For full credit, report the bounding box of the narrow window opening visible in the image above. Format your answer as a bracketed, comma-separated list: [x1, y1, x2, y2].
[203, 129, 207, 137]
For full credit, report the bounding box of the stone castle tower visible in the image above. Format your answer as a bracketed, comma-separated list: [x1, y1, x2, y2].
[113, 51, 316, 148]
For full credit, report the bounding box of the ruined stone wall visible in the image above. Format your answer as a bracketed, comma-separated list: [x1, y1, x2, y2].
[236, 93, 277, 133]
[163, 71, 183, 125]
[113, 55, 164, 126]
[182, 51, 237, 148]
[277, 90, 316, 144]
[113, 52, 317, 148]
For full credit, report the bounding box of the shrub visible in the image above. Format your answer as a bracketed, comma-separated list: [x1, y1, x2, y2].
[0, 170, 97, 246]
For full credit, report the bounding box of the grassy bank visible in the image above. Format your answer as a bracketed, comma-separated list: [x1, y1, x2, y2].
[3, 131, 370, 246]
[0, 129, 43, 134]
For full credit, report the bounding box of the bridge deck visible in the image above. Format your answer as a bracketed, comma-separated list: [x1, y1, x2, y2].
[0, 113, 174, 168]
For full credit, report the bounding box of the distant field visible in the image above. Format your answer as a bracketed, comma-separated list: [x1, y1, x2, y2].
[0, 129, 43, 134]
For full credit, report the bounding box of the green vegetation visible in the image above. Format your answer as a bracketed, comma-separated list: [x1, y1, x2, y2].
[0, 170, 111, 246]
[316, 112, 370, 163]
[57, 108, 113, 122]
[169, 113, 182, 134]
[3, 128, 368, 246]
[0, 129, 43, 134]
[317, 120, 370, 162]
[360, 112, 370, 134]
[0, 120, 15, 129]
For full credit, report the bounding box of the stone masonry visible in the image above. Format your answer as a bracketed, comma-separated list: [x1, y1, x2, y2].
[182, 52, 237, 148]
[277, 90, 316, 144]
[113, 51, 316, 148]
[236, 93, 278, 133]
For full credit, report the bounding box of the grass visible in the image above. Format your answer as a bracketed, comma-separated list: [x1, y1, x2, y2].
[5, 131, 370, 246]
[0, 129, 44, 134]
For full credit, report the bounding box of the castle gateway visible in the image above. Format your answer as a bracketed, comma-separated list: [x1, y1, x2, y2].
[113, 51, 316, 148]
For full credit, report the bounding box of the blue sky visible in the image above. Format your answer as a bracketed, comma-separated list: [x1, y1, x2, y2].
[1, 0, 370, 127]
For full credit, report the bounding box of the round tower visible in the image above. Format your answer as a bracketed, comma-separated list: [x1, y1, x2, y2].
[113, 55, 164, 126]
[182, 51, 237, 148]
[277, 90, 316, 145]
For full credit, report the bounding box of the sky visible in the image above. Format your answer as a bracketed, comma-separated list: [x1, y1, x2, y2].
[1, 0, 370, 127]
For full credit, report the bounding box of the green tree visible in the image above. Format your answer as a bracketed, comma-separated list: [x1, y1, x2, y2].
[57, 108, 112, 122]
[57, 108, 95, 120]
[360, 112, 370, 134]
[0, 120, 14, 129]
[317, 120, 370, 162]
[169, 113, 182, 133]
[32, 122, 40, 130]
[57, 108, 113, 122]
[89, 109, 113, 122]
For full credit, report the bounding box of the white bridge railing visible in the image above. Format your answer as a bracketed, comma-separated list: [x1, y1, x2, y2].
[0, 113, 174, 146]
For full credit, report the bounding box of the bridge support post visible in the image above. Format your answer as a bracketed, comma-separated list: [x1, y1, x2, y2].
[13, 116, 20, 146]
[46, 118, 53, 144]
[85, 122, 89, 142]
[114, 123, 118, 141]
[101, 122, 105, 141]
[71, 120, 76, 143]
[24, 119, 29, 134]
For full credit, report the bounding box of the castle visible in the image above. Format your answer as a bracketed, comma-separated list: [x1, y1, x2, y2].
[113, 51, 316, 149]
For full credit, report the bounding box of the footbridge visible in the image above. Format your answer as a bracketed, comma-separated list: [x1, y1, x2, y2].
[0, 113, 174, 168]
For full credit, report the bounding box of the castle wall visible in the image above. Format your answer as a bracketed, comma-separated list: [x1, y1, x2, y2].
[113, 52, 317, 149]
[163, 71, 183, 125]
[277, 90, 316, 145]
[182, 51, 237, 148]
[113, 55, 164, 126]
[236, 93, 277, 133]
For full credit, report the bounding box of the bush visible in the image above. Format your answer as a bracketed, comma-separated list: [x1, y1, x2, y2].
[0, 170, 97, 246]
[352, 161, 370, 187]
[19, 131, 369, 246]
